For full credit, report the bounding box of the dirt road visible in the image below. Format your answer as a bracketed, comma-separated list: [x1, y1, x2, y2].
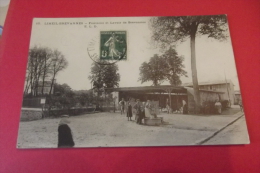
[17, 108, 249, 148]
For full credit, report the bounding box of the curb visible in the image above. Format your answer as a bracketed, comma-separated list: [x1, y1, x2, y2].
[194, 111, 245, 145]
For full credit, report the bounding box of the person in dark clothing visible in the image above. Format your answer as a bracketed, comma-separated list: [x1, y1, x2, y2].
[58, 116, 75, 148]
[126, 100, 133, 121]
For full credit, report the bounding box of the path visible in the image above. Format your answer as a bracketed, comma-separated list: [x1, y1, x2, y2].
[17, 108, 250, 148]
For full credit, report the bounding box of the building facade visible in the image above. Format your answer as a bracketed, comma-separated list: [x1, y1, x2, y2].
[183, 80, 235, 105]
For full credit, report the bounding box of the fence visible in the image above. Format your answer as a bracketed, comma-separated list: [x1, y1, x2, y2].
[22, 97, 46, 108]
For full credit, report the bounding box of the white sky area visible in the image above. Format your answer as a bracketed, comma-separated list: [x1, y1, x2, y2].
[29, 17, 240, 91]
[0, 0, 9, 6]
[0, 0, 10, 26]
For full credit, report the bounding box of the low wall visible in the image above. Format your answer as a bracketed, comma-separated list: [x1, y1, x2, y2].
[20, 108, 42, 121]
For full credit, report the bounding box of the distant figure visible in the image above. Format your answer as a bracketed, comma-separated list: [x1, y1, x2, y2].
[119, 98, 125, 115]
[166, 99, 170, 114]
[182, 99, 188, 114]
[214, 100, 222, 114]
[126, 100, 133, 121]
[239, 100, 243, 112]
[145, 100, 152, 118]
[145, 100, 157, 118]
[58, 115, 75, 148]
[134, 99, 143, 124]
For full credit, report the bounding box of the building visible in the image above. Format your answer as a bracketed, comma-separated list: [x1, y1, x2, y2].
[104, 80, 236, 114]
[107, 85, 187, 112]
[234, 90, 242, 105]
[37, 80, 54, 95]
[182, 80, 235, 105]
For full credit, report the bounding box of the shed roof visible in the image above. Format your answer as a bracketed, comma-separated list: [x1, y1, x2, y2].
[182, 80, 234, 87]
[105, 85, 187, 93]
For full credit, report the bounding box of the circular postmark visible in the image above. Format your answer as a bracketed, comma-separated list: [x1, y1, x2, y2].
[87, 31, 127, 65]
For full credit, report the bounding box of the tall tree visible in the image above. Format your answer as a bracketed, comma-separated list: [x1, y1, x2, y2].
[40, 48, 52, 95]
[161, 47, 187, 86]
[88, 60, 120, 107]
[88, 60, 120, 90]
[150, 15, 228, 113]
[138, 54, 168, 86]
[24, 46, 52, 96]
[24, 47, 68, 97]
[49, 50, 68, 95]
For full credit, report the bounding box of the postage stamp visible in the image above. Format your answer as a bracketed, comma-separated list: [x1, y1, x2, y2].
[100, 31, 127, 60]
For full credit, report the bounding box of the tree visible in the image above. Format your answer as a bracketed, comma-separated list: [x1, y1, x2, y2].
[78, 93, 89, 107]
[40, 49, 52, 95]
[150, 15, 228, 113]
[88, 60, 120, 107]
[50, 83, 76, 109]
[24, 46, 52, 96]
[138, 54, 168, 86]
[24, 46, 68, 97]
[48, 50, 68, 95]
[161, 47, 187, 86]
[88, 60, 120, 90]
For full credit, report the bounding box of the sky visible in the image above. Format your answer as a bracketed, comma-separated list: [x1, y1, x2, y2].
[29, 17, 240, 91]
[0, 0, 10, 27]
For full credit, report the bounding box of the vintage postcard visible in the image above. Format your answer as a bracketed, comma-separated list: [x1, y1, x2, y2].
[17, 15, 249, 148]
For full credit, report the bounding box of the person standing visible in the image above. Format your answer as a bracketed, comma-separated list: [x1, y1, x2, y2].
[58, 115, 75, 148]
[126, 100, 133, 121]
[134, 99, 143, 124]
[182, 99, 188, 114]
[239, 100, 243, 112]
[145, 100, 152, 118]
[119, 98, 125, 115]
[166, 98, 170, 114]
[214, 99, 222, 114]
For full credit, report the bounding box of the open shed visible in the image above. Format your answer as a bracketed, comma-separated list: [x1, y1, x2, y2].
[105, 85, 187, 111]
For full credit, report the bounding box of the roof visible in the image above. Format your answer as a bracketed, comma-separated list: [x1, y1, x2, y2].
[198, 89, 225, 94]
[182, 80, 234, 87]
[105, 85, 187, 93]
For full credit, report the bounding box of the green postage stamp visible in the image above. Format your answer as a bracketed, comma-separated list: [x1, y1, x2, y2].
[100, 31, 127, 60]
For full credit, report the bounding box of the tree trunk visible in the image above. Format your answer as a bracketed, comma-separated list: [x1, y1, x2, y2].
[41, 59, 46, 95]
[190, 22, 201, 114]
[49, 75, 55, 95]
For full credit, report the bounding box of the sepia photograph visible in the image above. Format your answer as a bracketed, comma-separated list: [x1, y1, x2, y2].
[17, 15, 249, 148]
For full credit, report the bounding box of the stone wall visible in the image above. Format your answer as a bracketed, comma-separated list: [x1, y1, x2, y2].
[20, 109, 42, 121]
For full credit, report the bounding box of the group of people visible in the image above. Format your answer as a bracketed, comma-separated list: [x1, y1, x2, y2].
[119, 98, 157, 125]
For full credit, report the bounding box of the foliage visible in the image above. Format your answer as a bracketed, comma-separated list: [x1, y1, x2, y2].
[138, 48, 187, 86]
[161, 47, 187, 86]
[88, 60, 120, 91]
[88, 60, 120, 108]
[150, 15, 228, 113]
[49, 83, 76, 109]
[138, 54, 167, 86]
[78, 93, 90, 107]
[150, 15, 228, 50]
